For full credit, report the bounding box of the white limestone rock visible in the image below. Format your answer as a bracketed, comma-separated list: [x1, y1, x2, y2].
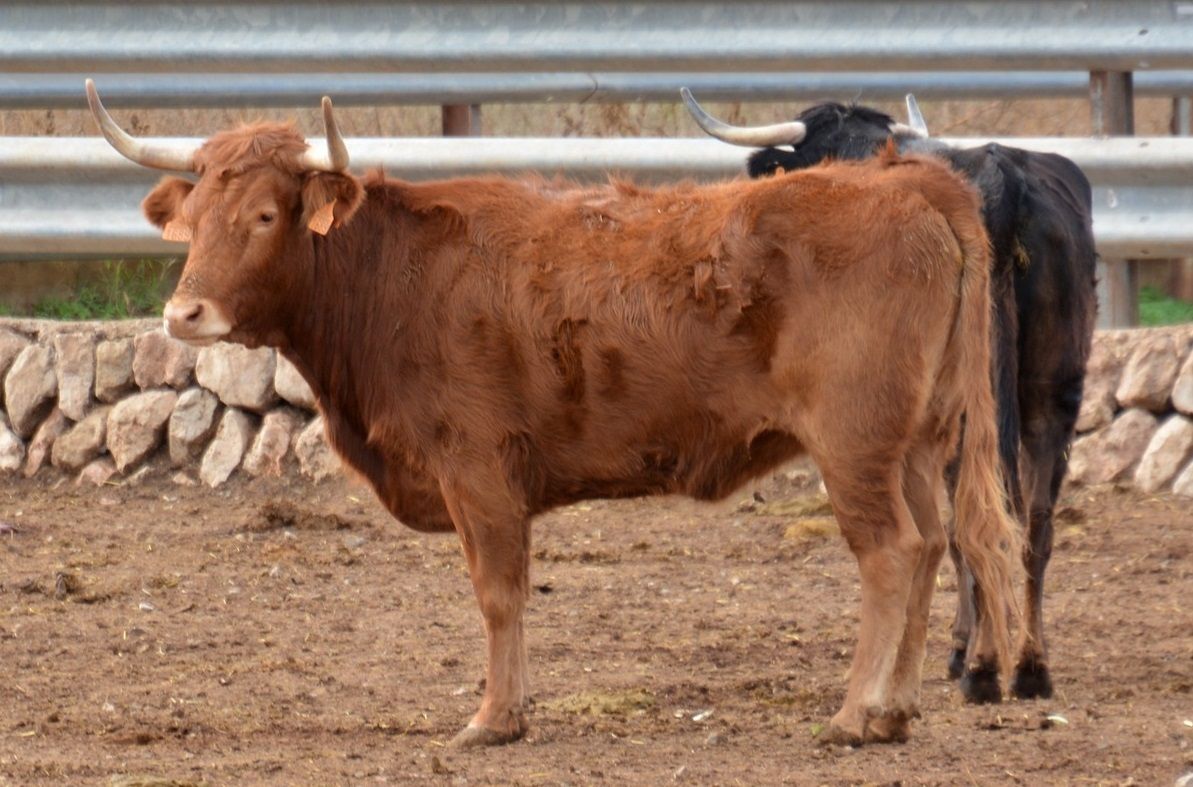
[1076, 331, 1133, 433]
[274, 354, 317, 411]
[0, 419, 24, 474]
[133, 330, 199, 390]
[95, 338, 136, 403]
[0, 328, 31, 390]
[107, 389, 178, 472]
[22, 407, 68, 478]
[295, 416, 341, 482]
[1115, 333, 1181, 413]
[1067, 408, 1159, 486]
[53, 332, 96, 421]
[196, 343, 278, 413]
[1172, 460, 1193, 498]
[200, 408, 255, 488]
[4, 344, 57, 438]
[243, 408, 302, 477]
[52, 406, 111, 472]
[168, 388, 221, 465]
[1134, 415, 1193, 494]
[77, 457, 118, 487]
[1173, 350, 1193, 417]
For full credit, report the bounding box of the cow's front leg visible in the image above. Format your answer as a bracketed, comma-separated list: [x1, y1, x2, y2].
[439, 474, 532, 748]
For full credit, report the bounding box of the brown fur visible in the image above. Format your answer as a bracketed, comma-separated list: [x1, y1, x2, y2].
[144, 124, 1017, 746]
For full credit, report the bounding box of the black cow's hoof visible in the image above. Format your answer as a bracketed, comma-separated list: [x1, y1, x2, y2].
[947, 647, 967, 680]
[1012, 658, 1054, 700]
[960, 662, 1003, 704]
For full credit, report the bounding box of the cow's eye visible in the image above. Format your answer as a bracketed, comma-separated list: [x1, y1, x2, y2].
[259, 211, 276, 225]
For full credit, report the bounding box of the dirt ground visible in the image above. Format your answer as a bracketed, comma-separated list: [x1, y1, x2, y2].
[1, 466, 1191, 786]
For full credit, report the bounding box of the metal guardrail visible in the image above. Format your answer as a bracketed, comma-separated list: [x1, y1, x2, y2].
[2, 135, 1190, 261]
[4, 71, 1193, 109]
[1, 1, 1191, 328]
[3, 2, 1193, 74]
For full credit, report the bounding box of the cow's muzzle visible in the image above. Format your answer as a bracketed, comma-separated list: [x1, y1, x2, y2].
[163, 298, 232, 345]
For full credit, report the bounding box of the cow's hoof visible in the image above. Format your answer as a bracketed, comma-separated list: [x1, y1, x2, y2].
[865, 713, 912, 744]
[947, 647, 967, 680]
[818, 723, 864, 748]
[450, 722, 525, 749]
[960, 662, 1003, 704]
[1011, 658, 1053, 700]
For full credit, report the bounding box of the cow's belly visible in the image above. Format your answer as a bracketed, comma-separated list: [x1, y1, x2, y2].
[536, 426, 805, 510]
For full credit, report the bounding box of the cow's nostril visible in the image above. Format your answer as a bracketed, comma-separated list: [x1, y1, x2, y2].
[162, 298, 229, 343]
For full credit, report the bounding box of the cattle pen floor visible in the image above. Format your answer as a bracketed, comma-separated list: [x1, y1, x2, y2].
[1, 470, 1190, 786]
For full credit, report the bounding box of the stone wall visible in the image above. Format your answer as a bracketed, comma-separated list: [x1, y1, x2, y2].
[1, 318, 1191, 496]
[1069, 324, 1193, 497]
[0, 318, 338, 487]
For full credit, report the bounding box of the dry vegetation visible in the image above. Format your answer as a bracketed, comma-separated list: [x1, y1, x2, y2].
[0, 96, 1181, 138]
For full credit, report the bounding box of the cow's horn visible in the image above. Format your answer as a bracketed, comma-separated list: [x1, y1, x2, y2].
[299, 96, 350, 173]
[889, 93, 930, 138]
[85, 79, 197, 171]
[680, 87, 807, 147]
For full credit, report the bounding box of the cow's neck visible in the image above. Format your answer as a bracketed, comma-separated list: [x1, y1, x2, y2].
[283, 199, 410, 414]
[274, 198, 454, 532]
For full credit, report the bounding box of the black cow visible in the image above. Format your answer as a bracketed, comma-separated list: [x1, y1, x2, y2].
[683, 90, 1098, 703]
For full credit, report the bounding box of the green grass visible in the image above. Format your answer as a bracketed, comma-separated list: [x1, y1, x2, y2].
[1139, 285, 1193, 327]
[28, 260, 176, 321]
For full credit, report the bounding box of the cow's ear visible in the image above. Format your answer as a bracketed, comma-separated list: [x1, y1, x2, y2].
[301, 171, 364, 235]
[141, 176, 194, 232]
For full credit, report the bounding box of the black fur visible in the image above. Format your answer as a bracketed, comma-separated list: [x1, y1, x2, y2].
[1012, 654, 1055, 700]
[961, 660, 1004, 705]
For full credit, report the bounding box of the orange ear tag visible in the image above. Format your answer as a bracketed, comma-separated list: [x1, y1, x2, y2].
[162, 220, 192, 242]
[307, 201, 336, 235]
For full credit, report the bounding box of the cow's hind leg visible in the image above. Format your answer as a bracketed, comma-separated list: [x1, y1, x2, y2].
[439, 473, 532, 748]
[945, 469, 1009, 704]
[943, 459, 976, 681]
[867, 440, 949, 743]
[1012, 411, 1076, 700]
[819, 461, 924, 746]
[946, 551, 976, 681]
[945, 429, 1021, 705]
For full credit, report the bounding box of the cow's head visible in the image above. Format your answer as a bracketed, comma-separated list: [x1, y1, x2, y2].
[86, 80, 363, 347]
[681, 89, 931, 178]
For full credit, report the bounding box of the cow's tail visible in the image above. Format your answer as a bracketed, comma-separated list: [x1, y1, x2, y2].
[940, 190, 1021, 678]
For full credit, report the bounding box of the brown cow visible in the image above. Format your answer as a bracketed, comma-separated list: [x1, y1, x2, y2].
[87, 81, 1018, 748]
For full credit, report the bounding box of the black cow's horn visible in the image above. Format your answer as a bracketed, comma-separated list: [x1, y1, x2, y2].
[889, 93, 930, 139]
[299, 96, 350, 173]
[85, 79, 197, 171]
[680, 88, 807, 148]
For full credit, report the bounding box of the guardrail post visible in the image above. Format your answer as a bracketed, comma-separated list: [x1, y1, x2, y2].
[1090, 70, 1138, 328]
[1172, 96, 1193, 301]
[442, 104, 482, 136]
[1175, 96, 1193, 136]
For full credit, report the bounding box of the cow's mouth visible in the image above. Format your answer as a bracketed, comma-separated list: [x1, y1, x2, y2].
[162, 298, 233, 345]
